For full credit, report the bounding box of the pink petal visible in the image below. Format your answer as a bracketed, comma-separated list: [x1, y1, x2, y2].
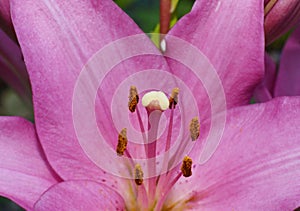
[274, 25, 300, 96]
[168, 0, 264, 109]
[0, 117, 60, 210]
[167, 97, 300, 210]
[0, 29, 31, 104]
[253, 53, 277, 102]
[265, 0, 300, 45]
[10, 0, 166, 185]
[0, 0, 10, 25]
[0, 0, 17, 40]
[34, 180, 125, 210]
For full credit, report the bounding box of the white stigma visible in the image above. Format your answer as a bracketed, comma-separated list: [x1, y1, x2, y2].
[142, 91, 169, 111]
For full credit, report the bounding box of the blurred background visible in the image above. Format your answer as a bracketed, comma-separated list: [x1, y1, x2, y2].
[0, 0, 194, 210]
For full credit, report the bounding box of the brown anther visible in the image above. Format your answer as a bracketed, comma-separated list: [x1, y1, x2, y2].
[169, 87, 179, 109]
[116, 128, 127, 156]
[128, 86, 139, 112]
[189, 117, 200, 141]
[181, 156, 192, 177]
[134, 164, 144, 185]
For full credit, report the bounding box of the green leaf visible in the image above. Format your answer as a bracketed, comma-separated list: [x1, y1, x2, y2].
[114, 0, 137, 9]
[171, 0, 180, 13]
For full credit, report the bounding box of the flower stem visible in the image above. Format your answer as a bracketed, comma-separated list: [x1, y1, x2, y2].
[160, 0, 171, 39]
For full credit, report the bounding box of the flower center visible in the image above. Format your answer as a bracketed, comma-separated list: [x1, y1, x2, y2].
[116, 86, 199, 210]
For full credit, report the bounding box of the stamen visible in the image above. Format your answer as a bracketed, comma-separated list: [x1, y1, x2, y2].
[155, 172, 182, 211]
[181, 156, 193, 177]
[169, 87, 179, 109]
[189, 117, 200, 141]
[128, 86, 139, 112]
[142, 91, 169, 111]
[116, 128, 127, 156]
[134, 164, 144, 186]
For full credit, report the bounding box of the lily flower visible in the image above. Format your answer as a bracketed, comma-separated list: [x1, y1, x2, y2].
[254, 24, 300, 102]
[1, 0, 299, 210]
[265, 0, 300, 45]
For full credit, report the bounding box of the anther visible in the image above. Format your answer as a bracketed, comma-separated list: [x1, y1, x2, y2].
[189, 117, 200, 141]
[134, 164, 144, 185]
[128, 86, 139, 113]
[169, 87, 179, 109]
[181, 156, 193, 177]
[116, 128, 127, 156]
[142, 91, 169, 111]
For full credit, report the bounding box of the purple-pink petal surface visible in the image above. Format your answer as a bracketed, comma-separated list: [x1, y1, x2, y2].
[274, 25, 300, 96]
[167, 97, 300, 210]
[34, 180, 125, 211]
[0, 117, 60, 210]
[168, 0, 264, 109]
[10, 0, 164, 184]
[253, 54, 276, 102]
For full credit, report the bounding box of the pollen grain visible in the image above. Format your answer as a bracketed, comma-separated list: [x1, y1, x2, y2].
[189, 117, 200, 141]
[116, 128, 128, 156]
[181, 156, 193, 177]
[169, 87, 179, 109]
[128, 86, 139, 112]
[134, 164, 144, 185]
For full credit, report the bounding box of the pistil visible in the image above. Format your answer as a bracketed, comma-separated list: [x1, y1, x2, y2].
[123, 86, 199, 210]
[142, 90, 169, 203]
